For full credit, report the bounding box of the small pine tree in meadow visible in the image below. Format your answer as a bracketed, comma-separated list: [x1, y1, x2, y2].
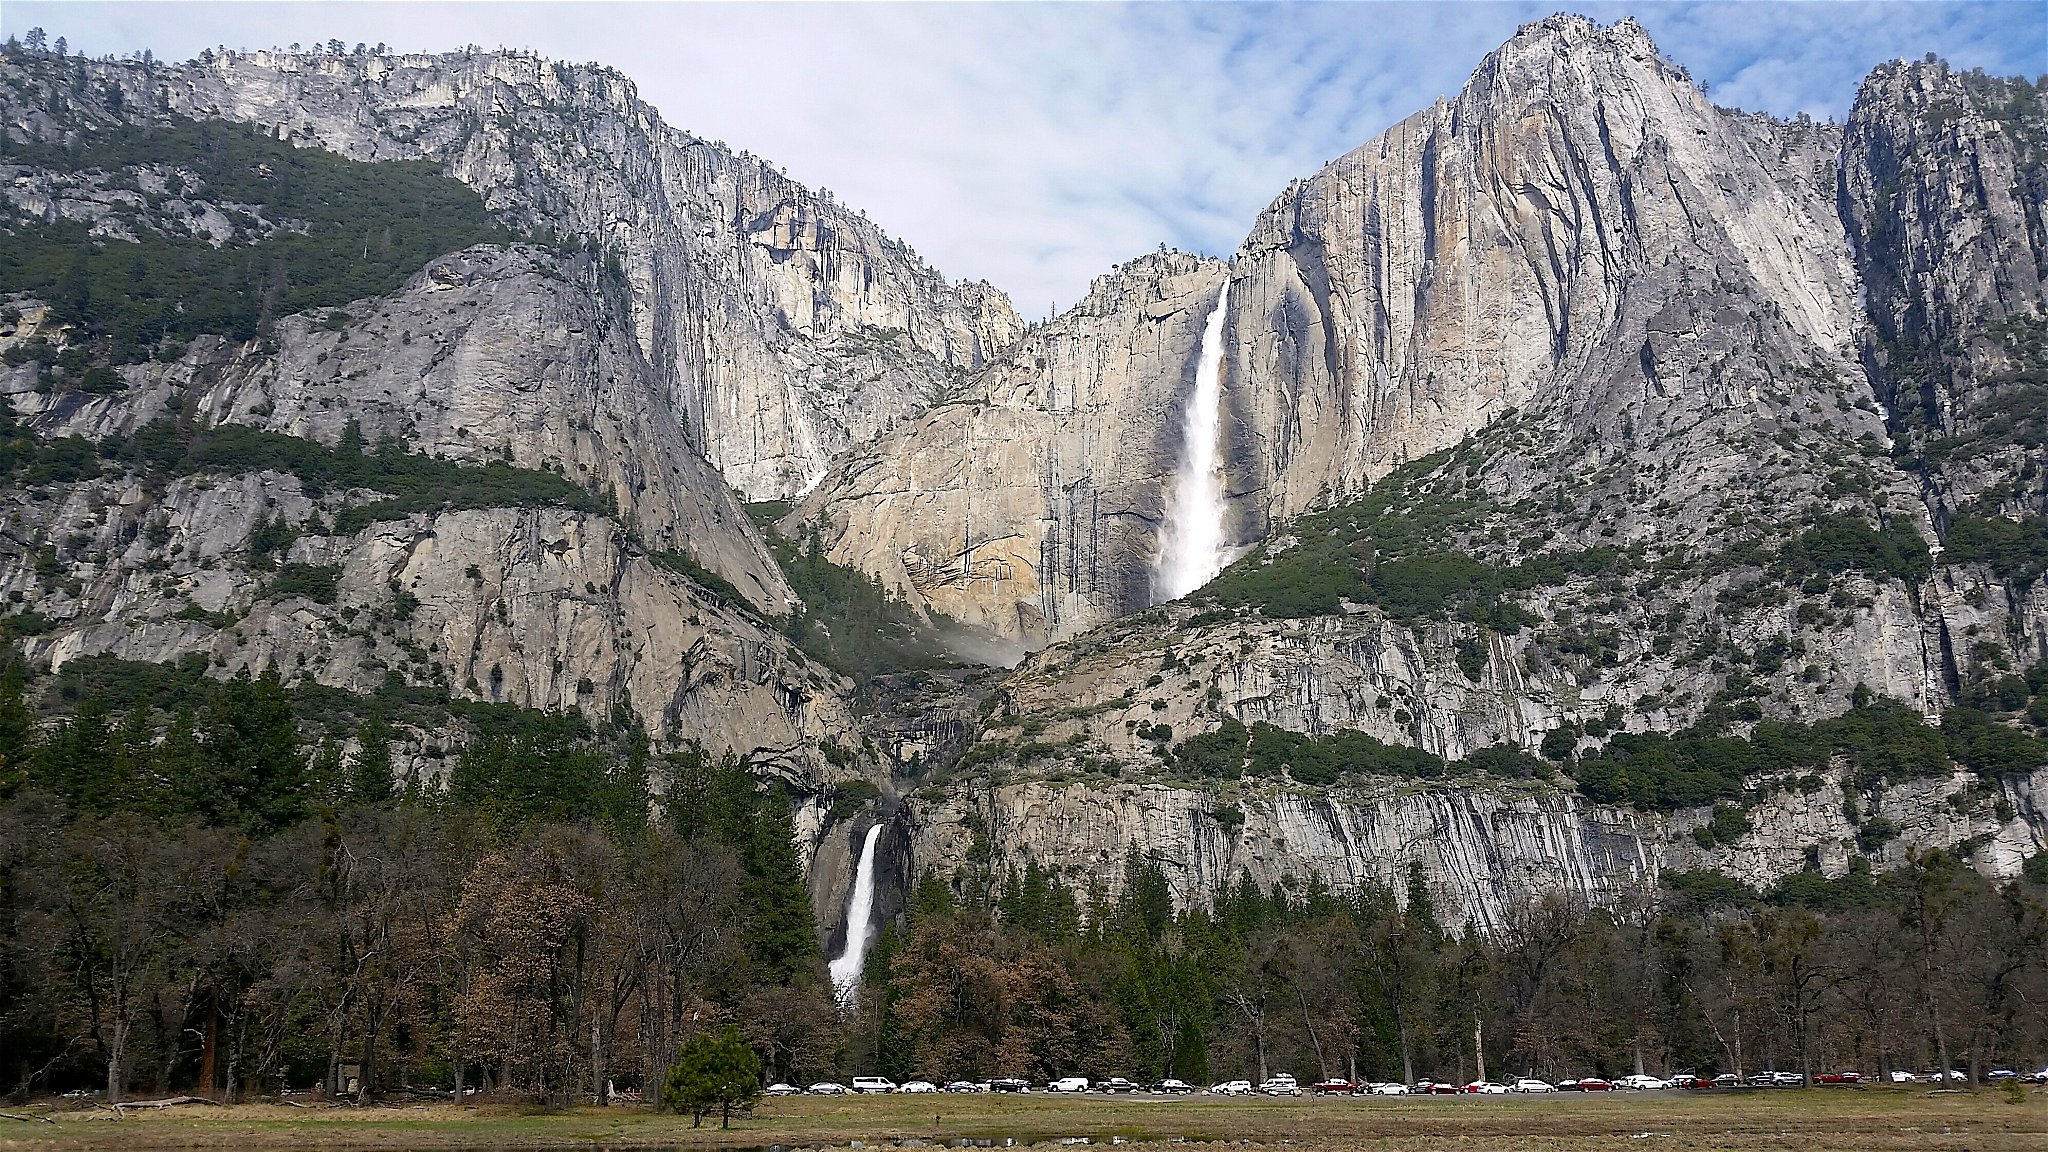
[661, 1024, 762, 1129]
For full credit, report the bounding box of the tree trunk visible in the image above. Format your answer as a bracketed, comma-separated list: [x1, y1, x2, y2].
[106, 1017, 128, 1105]
[592, 1017, 604, 1106]
[1294, 984, 1327, 1079]
[1473, 1016, 1486, 1085]
[1399, 1023, 1414, 1086]
[199, 990, 218, 1100]
[1933, 1005, 1951, 1084]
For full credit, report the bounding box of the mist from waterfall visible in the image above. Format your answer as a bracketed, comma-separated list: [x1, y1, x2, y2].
[1153, 281, 1232, 603]
[828, 823, 883, 1005]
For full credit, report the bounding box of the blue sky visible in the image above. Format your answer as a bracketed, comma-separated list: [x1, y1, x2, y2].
[7, 2, 2045, 316]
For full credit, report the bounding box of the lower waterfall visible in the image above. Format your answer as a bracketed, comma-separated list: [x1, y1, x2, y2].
[1153, 281, 1232, 602]
[828, 823, 883, 1005]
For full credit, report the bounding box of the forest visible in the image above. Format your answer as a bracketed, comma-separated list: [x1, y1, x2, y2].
[2, 657, 2044, 1106]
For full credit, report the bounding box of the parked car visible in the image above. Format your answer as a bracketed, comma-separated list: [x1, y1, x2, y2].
[851, 1076, 897, 1094]
[1814, 1072, 1862, 1085]
[2023, 1068, 2048, 1085]
[1099, 1077, 1140, 1093]
[1310, 1078, 1356, 1095]
[1152, 1079, 1197, 1094]
[1511, 1078, 1556, 1093]
[764, 1082, 801, 1096]
[1261, 1074, 1302, 1096]
[991, 1077, 1030, 1093]
[1049, 1076, 1090, 1093]
[1672, 1074, 1715, 1089]
[1983, 1069, 2018, 1083]
[944, 1081, 986, 1093]
[1576, 1077, 1614, 1091]
[807, 1082, 848, 1095]
[1888, 1070, 1917, 1084]
[1421, 1080, 1464, 1095]
[1367, 1081, 1410, 1095]
[900, 1080, 938, 1093]
[1461, 1081, 1509, 1094]
[1712, 1073, 1742, 1088]
[1210, 1080, 1253, 1095]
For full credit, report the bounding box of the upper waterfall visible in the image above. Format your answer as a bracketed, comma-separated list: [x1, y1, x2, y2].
[828, 823, 884, 1005]
[1153, 282, 1233, 602]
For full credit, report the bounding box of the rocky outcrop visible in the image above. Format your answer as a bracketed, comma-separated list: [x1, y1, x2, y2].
[892, 762, 2048, 931]
[1841, 58, 2048, 512]
[3, 47, 1020, 500]
[1, 463, 854, 773]
[0, 240, 866, 773]
[14, 245, 791, 607]
[790, 253, 1230, 645]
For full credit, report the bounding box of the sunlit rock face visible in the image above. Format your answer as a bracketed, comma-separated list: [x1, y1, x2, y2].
[1225, 14, 1865, 535]
[110, 47, 1021, 500]
[789, 252, 1232, 648]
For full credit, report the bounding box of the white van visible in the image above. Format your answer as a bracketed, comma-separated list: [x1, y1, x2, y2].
[1048, 1076, 1090, 1092]
[851, 1076, 897, 1094]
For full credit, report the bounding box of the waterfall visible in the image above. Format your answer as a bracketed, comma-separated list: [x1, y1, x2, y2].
[828, 823, 883, 1005]
[1153, 281, 1233, 602]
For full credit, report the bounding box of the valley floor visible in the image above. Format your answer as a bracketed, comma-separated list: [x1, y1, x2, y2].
[1, 1089, 2042, 1151]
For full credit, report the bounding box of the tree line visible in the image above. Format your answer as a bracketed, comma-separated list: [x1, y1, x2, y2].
[851, 851, 2047, 1091]
[0, 665, 831, 1105]
[2, 663, 2044, 1107]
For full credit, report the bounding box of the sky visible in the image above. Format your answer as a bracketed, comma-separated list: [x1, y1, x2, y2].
[6, 2, 2045, 317]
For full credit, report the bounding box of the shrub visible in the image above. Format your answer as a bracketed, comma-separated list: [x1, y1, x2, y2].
[266, 563, 340, 604]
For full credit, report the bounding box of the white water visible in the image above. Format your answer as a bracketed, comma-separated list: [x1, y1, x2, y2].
[828, 823, 883, 1005]
[1153, 282, 1233, 602]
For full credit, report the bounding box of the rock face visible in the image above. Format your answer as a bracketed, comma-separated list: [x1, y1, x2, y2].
[867, 18, 2048, 919]
[4, 22, 2046, 939]
[895, 762, 2048, 931]
[1224, 15, 1867, 535]
[2, 241, 855, 775]
[790, 252, 1230, 646]
[17, 246, 790, 607]
[1841, 59, 2048, 513]
[56, 47, 1021, 500]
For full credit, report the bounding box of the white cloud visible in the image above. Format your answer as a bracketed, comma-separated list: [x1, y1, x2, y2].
[6, 2, 2043, 316]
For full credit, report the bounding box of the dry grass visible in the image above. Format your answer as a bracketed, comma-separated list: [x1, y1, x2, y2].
[1, 1086, 2042, 1151]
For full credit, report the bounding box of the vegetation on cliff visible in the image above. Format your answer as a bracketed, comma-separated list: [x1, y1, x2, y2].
[0, 106, 506, 367]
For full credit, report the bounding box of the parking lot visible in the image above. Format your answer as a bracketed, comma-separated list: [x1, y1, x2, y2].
[773, 1068, 2048, 1098]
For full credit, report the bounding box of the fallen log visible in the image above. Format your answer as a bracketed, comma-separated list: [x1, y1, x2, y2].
[108, 1096, 221, 1116]
[0, 1112, 57, 1124]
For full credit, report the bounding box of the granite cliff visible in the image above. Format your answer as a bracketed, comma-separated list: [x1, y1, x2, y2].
[28, 45, 1022, 500]
[3, 20, 2045, 945]
[790, 252, 1230, 647]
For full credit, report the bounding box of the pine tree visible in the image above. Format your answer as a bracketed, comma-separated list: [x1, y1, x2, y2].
[0, 662, 35, 793]
[349, 716, 395, 805]
[660, 1024, 762, 1128]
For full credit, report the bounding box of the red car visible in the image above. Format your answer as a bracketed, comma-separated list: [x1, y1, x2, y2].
[1814, 1072, 1862, 1085]
[1311, 1079, 1358, 1095]
[1575, 1077, 1614, 1091]
[1419, 1081, 1463, 1095]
